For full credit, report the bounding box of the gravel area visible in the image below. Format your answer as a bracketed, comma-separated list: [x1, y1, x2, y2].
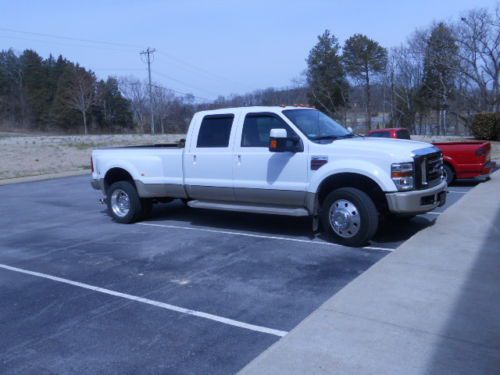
[0, 133, 185, 180]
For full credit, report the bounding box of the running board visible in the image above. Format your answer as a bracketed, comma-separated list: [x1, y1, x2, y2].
[187, 200, 309, 217]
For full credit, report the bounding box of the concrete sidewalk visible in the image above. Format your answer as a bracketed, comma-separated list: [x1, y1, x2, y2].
[240, 172, 500, 375]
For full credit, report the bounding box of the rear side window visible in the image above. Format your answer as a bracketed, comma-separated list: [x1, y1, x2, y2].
[196, 115, 234, 148]
[369, 131, 390, 138]
[397, 129, 411, 140]
[241, 114, 293, 147]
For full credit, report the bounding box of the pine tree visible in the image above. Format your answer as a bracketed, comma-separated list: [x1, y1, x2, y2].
[419, 23, 459, 134]
[306, 30, 349, 116]
[343, 34, 387, 129]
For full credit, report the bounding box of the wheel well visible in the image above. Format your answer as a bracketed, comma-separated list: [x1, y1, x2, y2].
[317, 173, 387, 213]
[443, 161, 455, 173]
[104, 168, 135, 192]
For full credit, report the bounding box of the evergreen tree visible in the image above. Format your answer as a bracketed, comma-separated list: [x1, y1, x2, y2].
[19, 49, 50, 129]
[306, 30, 349, 116]
[419, 23, 459, 134]
[94, 77, 133, 131]
[343, 34, 387, 129]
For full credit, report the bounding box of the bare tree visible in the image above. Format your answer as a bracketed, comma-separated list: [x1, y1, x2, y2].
[119, 77, 149, 133]
[62, 67, 95, 135]
[455, 6, 500, 113]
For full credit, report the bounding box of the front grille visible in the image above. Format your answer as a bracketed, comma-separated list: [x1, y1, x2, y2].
[414, 150, 443, 189]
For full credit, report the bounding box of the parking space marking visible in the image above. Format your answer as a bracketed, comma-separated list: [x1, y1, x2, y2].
[137, 222, 395, 252]
[0, 263, 288, 337]
[447, 190, 468, 194]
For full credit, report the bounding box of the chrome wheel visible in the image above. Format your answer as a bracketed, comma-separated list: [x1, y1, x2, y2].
[329, 199, 361, 238]
[110, 189, 130, 218]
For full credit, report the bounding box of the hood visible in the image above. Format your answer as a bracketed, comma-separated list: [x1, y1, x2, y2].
[318, 137, 437, 160]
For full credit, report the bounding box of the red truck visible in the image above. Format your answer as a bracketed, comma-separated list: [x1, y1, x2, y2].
[367, 128, 496, 184]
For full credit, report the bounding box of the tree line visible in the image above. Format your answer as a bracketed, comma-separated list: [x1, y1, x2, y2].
[305, 6, 499, 135]
[0, 50, 134, 134]
[0, 5, 497, 136]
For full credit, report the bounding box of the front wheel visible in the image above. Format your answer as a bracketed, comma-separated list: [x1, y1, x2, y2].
[443, 164, 454, 185]
[320, 187, 379, 247]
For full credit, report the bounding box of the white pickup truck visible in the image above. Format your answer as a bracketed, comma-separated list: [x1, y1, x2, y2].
[91, 106, 447, 246]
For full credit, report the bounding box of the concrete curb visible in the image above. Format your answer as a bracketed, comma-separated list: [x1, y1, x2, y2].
[240, 170, 500, 375]
[0, 170, 89, 185]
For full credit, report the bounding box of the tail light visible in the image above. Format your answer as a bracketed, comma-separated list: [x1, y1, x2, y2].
[90, 157, 94, 173]
[475, 144, 491, 160]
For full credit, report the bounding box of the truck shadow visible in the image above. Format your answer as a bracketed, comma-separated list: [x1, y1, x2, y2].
[147, 200, 436, 247]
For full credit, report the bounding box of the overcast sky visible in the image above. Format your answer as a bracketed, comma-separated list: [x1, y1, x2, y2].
[0, 0, 496, 100]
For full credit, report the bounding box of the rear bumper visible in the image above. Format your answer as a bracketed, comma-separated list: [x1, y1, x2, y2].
[386, 180, 447, 214]
[482, 160, 497, 175]
[91, 178, 104, 191]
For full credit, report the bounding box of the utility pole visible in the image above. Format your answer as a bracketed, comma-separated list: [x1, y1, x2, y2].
[140, 47, 156, 135]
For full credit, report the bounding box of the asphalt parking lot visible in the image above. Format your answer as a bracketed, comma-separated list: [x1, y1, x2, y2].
[0, 175, 476, 374]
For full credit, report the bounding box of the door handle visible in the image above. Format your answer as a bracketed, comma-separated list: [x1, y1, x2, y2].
[193, 155, 197, 164]
[237, 154, 241, 165]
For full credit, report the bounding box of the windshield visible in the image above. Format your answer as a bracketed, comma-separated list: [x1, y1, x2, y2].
[282, 109, 351, 143]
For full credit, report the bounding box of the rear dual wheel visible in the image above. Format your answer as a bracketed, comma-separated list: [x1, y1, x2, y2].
[320, 187, 379, 247]
[107, 181, 152, 223]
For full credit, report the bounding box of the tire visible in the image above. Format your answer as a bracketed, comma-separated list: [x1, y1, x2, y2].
[443, 164, 454, 185]
[106, 181, 145, 224]
[320, 187, 379, 247]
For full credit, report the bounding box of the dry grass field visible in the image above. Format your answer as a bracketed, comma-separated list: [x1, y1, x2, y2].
[0, 133, 184, 180]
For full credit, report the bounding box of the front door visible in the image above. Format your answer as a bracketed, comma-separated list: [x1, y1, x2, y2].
[233, 112, 308, 207]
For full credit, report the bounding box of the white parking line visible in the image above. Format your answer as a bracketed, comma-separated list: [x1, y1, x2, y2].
[448, 190, 468, 194]
[0, 263, 288, 338]
[137, 222, 395, 252]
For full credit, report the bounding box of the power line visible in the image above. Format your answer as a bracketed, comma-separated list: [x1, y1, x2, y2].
[156, 50, 252, 90]
[0, 34, 134, 53]
[152, 70, 220, 97]
[1, 26, 253, 95]
[0, 27, 141, 49]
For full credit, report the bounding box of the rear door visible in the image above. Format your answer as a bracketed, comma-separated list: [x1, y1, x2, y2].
[184, 112, 238, 201]
[233, 112, 309, 207]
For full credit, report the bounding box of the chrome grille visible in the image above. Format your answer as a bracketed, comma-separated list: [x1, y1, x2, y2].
[413, 148, 443, 189]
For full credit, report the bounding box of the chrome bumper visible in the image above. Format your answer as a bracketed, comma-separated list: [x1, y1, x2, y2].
[386, 180, 447, 214]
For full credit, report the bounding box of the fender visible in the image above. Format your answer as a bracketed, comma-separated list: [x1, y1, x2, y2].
[97, 156, 163, 184]
[308, 159, 396, 194]
[443, 155, 457, 171]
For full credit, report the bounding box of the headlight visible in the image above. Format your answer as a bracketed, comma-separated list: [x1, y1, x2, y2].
[391, 162, 414, 191]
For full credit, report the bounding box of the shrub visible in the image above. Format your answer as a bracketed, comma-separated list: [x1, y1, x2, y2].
[471, 113, 498, 140]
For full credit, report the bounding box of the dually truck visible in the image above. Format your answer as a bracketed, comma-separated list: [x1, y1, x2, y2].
[91, 106, 447, 246]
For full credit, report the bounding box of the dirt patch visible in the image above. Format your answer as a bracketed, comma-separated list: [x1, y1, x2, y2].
[0, 134, 185, 180]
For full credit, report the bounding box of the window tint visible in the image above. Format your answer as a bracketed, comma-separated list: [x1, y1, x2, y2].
[369, 131, 390, 138]
[397, 129, 411, 140]
[197, 115, 234, 148]
[241, 114, 293, 147]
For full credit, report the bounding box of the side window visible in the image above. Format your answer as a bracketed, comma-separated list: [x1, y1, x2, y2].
[371, 132, 390, 138]
[241, 114, 294, 147]
[196, 115, 234, 148]
[397, 129, 411, 140]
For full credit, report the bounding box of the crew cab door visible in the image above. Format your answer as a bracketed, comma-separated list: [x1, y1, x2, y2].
[233, 112, 309, 206]
[184, 112, 238, 201]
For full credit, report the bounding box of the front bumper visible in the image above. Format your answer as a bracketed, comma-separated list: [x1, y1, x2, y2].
[386, 180, 447, 214]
